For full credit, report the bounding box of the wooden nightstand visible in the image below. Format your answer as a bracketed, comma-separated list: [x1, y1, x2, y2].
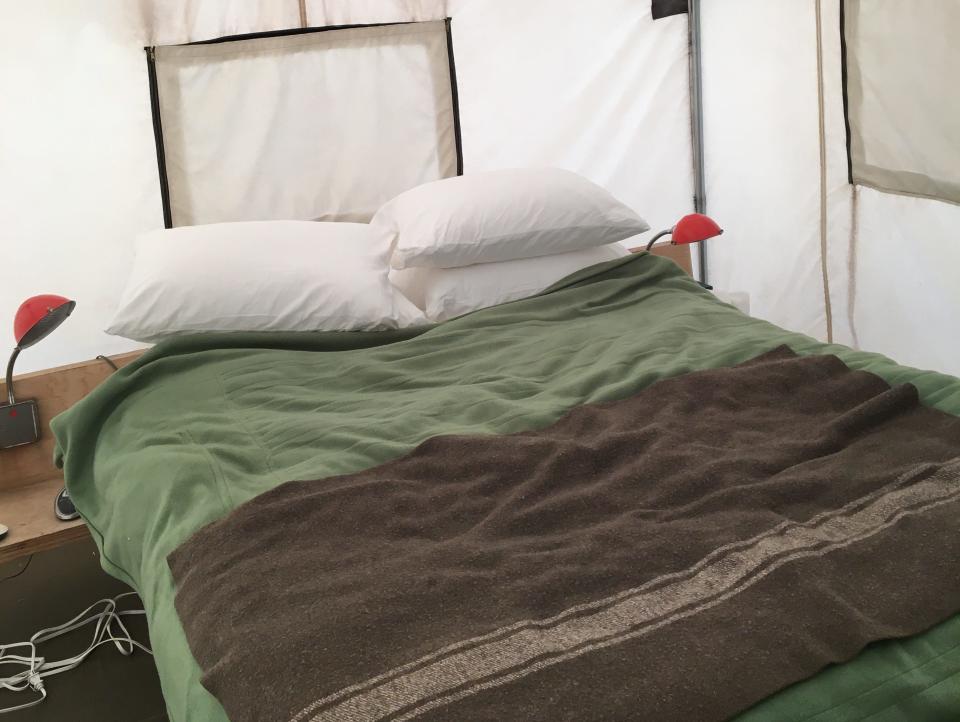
[0, 351, 142, 564]
[630, 242, 693, 275]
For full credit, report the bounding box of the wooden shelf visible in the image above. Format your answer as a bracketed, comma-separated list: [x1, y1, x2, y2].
[0, 350, 142, 492]
[630, 243, 693, 276]
[0, 352, 142, 565]
[0, 476, 87, 565]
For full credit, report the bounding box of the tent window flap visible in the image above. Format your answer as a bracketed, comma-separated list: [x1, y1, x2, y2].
[843, 0, 960, 205]
[652, 0, 688, 21]
[146, 20, 462, 228]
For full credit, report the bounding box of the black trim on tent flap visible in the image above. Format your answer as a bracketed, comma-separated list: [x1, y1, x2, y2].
[445, 18, 464, 176]
[145, 19, 465, 228]
[145, 47, 173, 229]
[652, 0, 688, 20]
[839, 0, 854, 185]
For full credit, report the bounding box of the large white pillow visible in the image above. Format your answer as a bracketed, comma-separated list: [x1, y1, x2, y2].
[373, 168, 649, 270]
[390, 243, 630, 322]
[107, 221, 426, 342]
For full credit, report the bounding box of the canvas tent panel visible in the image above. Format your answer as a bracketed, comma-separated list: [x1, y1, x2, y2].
[844, 0, 960, 205]
[303, 0, 446, 26]
[849, 187, 960, 377]
[138, 2, 300, 46]
[152, 21, 459, 227]
[701, 0, 829, 340]
[818, 0, 860, 348]
[449, 0, 694, 240]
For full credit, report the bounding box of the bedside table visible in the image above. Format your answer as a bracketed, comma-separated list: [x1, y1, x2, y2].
[629, 242, 693, 275]
[0, 479, 87, 565]
[0, 351, 142, 565]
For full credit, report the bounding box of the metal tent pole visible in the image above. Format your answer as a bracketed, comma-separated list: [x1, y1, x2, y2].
[688, 0, 708, 285]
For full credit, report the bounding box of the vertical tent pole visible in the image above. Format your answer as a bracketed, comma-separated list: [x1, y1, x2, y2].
[688, 0, 708, 285]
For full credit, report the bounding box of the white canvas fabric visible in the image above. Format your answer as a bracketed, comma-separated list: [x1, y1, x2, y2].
[153, 21, 458, 227]
[449, 0, 693, 239]
[304, 0, 446, 26]
[845, 0, 960, 204]
[107, 221, 426, 342]
[390, 244, 629, 321]
[375, 168, 649, 269]
[847, 187, 960, 376]
[701, 0, 829, 341]
[139, 2, 300, 46]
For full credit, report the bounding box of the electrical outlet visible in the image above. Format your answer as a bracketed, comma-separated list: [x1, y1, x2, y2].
[0, 400, 40, 449]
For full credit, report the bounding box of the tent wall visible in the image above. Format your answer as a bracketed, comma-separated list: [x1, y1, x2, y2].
[703, 0, 960, 377]
[701, 0, 835, 341]
[450, 0, 693, 237]
[849, 189, 960, 376]
[0, 0, 692, 374]
[151, 22, 460, 227]
[844, 0, 960, 205]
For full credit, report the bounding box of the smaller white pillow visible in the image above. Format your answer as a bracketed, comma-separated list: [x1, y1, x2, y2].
[373, 167, 649, 270]
[107, 221, 426, 342]
[390, 244, 629, 322]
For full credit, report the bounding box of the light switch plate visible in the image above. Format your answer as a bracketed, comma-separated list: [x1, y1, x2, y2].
[0, 400, 40, 449]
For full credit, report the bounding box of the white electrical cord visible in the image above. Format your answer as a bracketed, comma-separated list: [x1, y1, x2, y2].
[0, 592, 152, 715]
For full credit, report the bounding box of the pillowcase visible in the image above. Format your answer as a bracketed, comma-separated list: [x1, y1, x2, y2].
[372, 167, 649, 270]
[390, 243, 629, 322]
[107, 221, 426, 342]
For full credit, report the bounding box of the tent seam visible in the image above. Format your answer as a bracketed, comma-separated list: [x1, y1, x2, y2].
[846, 185, 860, 349]
[815, 0, 834, 343]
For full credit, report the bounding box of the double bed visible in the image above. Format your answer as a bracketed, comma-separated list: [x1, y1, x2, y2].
[52, 255, 960, 721]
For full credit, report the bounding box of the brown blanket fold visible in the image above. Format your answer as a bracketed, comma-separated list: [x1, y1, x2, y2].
[168, 346, 960, 722]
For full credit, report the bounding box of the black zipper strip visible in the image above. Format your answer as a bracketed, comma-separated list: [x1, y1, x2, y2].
[652, 0, 689, 20]
[445, 18, 464, 176]
[839, 0, 854, 185]
[145, 46, 173, 229]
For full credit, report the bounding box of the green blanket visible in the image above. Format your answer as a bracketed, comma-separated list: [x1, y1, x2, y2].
[53, 255, 960, 722]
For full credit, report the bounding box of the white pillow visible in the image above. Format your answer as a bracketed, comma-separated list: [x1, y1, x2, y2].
[373, 167, 649, 270]
[107, 221, 426, 342]
[390, 243, 629, 322]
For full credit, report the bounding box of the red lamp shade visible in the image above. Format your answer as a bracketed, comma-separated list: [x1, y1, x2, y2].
[14, 295, 76, 349]
[671, 213, 723, 246]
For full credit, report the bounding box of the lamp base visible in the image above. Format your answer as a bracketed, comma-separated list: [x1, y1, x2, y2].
[0, 399, 40, 449]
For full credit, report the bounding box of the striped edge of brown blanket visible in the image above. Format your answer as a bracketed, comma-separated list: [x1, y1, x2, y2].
[168, 346, 960, 722]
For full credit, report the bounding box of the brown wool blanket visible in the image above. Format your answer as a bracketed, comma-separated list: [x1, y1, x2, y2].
[168, 346, 960, 722]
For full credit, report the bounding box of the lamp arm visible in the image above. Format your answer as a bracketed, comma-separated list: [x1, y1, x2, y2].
[5, 347, 20, 406]
[644, 229, 673, 252]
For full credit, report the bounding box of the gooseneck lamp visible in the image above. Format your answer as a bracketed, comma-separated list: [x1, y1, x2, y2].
[2, 295, 76, 448]
[644, 213, 723, 252]
[0, 295, 75, 539]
